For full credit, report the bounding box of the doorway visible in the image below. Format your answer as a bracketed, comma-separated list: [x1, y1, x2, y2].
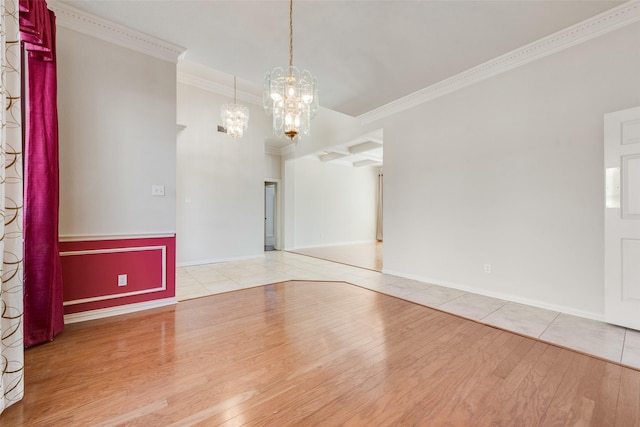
[264, 182, 276, 251]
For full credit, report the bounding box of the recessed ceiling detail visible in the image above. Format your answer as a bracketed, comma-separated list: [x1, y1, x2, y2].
[319, 152, 347, 163]
[349, 141, 383, 154]
[313, 130, 384, 168]
[353, 159, 380, 168]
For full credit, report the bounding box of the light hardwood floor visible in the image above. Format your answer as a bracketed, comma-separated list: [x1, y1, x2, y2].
[2, 281, 639, 426]
[176, 251, 640, 368]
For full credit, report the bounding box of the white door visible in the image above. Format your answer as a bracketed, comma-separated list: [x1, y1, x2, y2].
[604, 106, 640, 329]
[264, 183, 276, 250]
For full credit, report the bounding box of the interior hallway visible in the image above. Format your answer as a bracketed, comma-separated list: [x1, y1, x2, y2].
[290, 241, 383, 271]
[177, 250, 640, 371]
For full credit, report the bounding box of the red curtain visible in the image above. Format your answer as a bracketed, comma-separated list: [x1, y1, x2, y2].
[20, 0, 63, 347]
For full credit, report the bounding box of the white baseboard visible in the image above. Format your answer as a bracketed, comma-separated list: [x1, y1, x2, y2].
[64, 297, 177, 324]
[177, 253, 265, 268]
[382, 268, 604, 322]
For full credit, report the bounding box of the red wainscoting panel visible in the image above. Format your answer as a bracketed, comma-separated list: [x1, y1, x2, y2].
[60, 235, 176, 315]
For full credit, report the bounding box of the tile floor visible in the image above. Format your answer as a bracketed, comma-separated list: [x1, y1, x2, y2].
[177, 251, 640, 370]
[290, 242, 383, 271]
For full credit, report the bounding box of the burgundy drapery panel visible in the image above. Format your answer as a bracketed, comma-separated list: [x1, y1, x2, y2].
[19, 0, 63, 347]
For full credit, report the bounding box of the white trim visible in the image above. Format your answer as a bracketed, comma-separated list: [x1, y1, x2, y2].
[61, 246, 167, 306]
[177, 72, 263, 105]
[48, 1, 186, 63]
[59, 232, 175, 242]
[265, 145, 282, 156]
[60, 245, 165, 257]
[265, 179, 283, 251]
[177, 253, 264, 268]
[359, 1, 640, 124]
[382, 268, 605, 322]
[280, 143, 298, 158]
[64, 298, 177, 324]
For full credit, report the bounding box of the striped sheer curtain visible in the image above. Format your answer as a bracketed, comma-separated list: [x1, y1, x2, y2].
[0, 0, 24, 413]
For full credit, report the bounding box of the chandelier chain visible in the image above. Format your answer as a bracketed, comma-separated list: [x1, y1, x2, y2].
[234, 75, 237, 104]
[289, 0, 293, 69]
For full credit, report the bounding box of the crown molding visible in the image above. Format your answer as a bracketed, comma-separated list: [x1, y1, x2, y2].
[265, 142, 297, 156]
[177, 72, 264, 106]
[359, 1, 640, 124]
[48, 1, 186, 63]
[264, 145, 282, 156]
[280, 143, 298, 157]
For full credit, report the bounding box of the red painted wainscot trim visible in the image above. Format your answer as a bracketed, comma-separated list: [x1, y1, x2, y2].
[59, 235, 176, 315]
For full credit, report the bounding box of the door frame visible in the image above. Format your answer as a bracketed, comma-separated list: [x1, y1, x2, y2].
[264, 179, 282, 250]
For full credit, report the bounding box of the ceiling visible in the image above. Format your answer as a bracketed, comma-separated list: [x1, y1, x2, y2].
[313, 129, 384, 168]
[56, 0, 623, 167]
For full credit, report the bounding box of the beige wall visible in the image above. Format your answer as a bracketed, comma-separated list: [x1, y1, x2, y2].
[57, 28, 177, 237]
[176, 82, 269, 265]
[292, 157, 378, 248]
[376, 22, 640, 319]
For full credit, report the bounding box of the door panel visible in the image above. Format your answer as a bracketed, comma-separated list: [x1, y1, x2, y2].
[623, 154, 640, 218]
[622, 239, 640, 301]
[622, 118, 640, 145]
[604, 106, 640, 330]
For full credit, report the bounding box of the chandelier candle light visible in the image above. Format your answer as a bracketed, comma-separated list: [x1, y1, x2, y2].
[263, 0, 318, 140]
[221, 76, 250, 138]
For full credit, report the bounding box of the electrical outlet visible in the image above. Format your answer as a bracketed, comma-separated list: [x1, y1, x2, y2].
[118, 274, 127, 287]
[151, 185, 165, 196]
[484, 264, 491, 274]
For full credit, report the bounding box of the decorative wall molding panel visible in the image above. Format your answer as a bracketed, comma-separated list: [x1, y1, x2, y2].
[61, 246, 167, 306]
[48, 1, 186, 63]
[60, 235, 176, 315]
[359, 1, 640, 124]
[59, 232, 176, 242]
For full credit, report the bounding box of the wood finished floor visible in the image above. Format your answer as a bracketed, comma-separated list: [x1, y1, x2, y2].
[3, 281, 640, 426]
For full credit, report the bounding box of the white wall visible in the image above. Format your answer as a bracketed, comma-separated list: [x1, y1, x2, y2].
[264, 153, 281, 180]
[292, 157, 378, 248]
[376, 23, 640, 319]
[283, 107, 368, 160]
[57, 28, 177, 236]
[176, 82, 268, 265]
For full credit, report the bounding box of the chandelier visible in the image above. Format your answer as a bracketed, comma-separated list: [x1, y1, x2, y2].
[221, 76, 250, 138]
[263, 0, 318, 140]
